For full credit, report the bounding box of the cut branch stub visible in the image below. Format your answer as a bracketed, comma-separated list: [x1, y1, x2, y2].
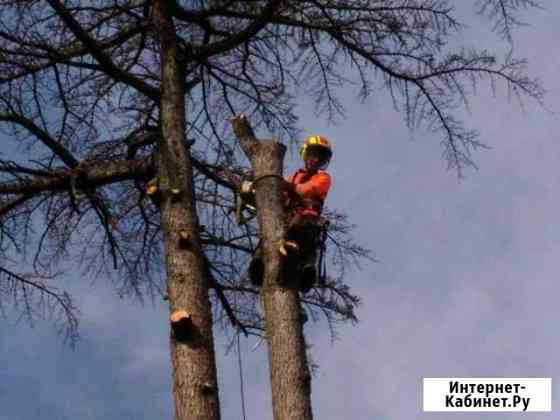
[170, 188, 181, 201]
[146, 178, 159, 196]
[146, 178, 161, 207]
[178, 230, 191, 248]
[279, 239, 298, 257]
[228, 114, 260, 158]
[170, 309, 192, 341]
[201, 381, 216, 396]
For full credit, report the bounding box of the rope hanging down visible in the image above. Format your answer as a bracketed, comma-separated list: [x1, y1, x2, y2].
[237, 331, 247, 420]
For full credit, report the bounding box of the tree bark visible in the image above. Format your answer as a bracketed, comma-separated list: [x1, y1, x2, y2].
[152, 2, 220, 420]
[231, 115, 313, 420]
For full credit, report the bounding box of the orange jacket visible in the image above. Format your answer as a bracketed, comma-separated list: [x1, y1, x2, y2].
[287, 169, 331, 219]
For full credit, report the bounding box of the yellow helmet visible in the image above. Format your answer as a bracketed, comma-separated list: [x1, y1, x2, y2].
[299, 135, 333, 164]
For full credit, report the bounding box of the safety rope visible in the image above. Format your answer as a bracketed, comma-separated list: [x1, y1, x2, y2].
[237, 331, 247, 420]
[251, 173, 285, 186]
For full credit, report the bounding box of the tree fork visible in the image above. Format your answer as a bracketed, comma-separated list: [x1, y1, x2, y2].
[152, 2, 220, 419]
[230, 114, 314, 420]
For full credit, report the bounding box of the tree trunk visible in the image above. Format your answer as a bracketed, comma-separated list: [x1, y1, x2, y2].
[152, 2, 220, 420]
[231, 116, 313, 420]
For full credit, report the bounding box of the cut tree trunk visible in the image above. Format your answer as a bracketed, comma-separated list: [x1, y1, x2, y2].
[230, 115, 313, 420]
[152, 2, 220, 419]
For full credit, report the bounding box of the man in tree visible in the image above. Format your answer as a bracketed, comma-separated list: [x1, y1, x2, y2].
[285, 135, 333, 290]
[249, 135, 333, 292]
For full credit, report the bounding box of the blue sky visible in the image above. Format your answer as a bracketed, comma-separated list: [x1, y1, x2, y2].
[1, 3, 559, 419]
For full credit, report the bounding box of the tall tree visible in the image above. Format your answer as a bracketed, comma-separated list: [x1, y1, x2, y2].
[230, 114, 314, 419]
[0, 1, 543, 419]
[152, 1, 221, 417]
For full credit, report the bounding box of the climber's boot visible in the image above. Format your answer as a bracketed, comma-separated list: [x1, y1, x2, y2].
[299, 263, 316, 294]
